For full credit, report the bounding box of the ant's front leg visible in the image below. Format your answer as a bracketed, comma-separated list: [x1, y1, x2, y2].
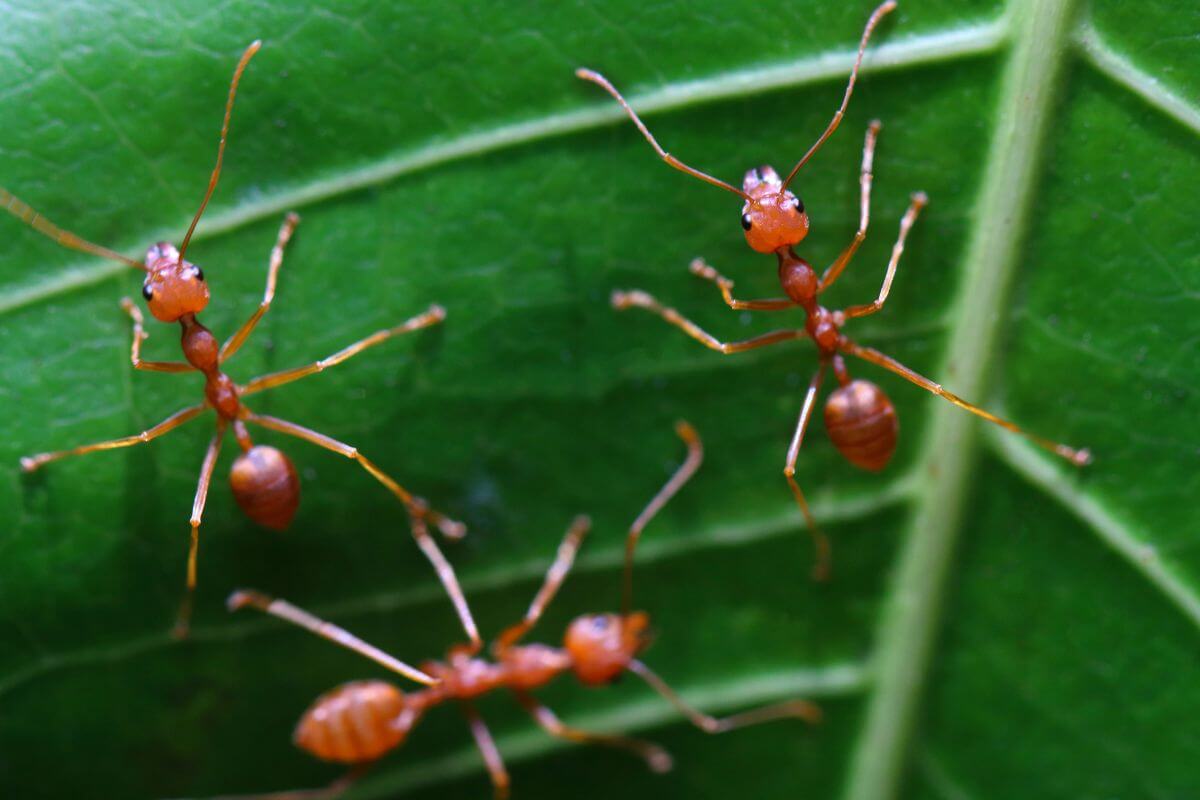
[220, 212, 301, 363]
[688, 258, 794, 311]
[818, 120, 881, 293]
[612, 289, 808, 354]
[841, 191, 927, 320]
[120, 299, 194, 373]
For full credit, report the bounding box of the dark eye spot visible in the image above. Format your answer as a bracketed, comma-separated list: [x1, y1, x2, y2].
[591, 616, 610, 632]
[794, 197, 805, 214]
[741, 213, 753, 231]
[142, 283, 153, 300]
[194, 267, 204, 282]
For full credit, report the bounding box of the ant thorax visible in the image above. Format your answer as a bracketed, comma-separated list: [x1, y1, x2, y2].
[740, 165, 810, 254]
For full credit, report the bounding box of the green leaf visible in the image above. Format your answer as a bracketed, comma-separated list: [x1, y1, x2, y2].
[1, 1, 1197, 798]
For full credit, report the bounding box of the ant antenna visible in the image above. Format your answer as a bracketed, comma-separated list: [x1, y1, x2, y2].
[782, 0, 896, 191]
[177, 40, 262, 266]
[575, 69, 750, 201]
[0, 188, 144, 270]
[227, 589, 439, 687]
[623, 421, 703, 615]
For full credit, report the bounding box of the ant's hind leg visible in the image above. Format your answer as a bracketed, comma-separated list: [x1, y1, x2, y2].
[462, 704, 510, 800]
[629, 660, 822, 733]
[612, 289, 807, 354]
[220, 212, 301, 363]
[172, 423, 225, 639]
[20, 403, 207, 472]
[841, 340, 1092, 465]
[516, 692, 673, 773]
[241, 412, 480, 649]
[784, 366, 831, 581]
[239, 304, 445, 396]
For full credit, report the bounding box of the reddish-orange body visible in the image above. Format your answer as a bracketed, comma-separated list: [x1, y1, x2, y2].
[293, 611, 651, 766]
[231, 425, 821, 799]
[580, 0, 1088, 578]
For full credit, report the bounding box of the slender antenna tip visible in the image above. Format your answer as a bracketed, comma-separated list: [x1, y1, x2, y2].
[1072, 448, 1093, 467]
[673, 420, 699, 443]
[575, 67, 597, 81]
[246, 39, 263, 53]
[18, 456, 37, 473]
[572, 513, 593, 530]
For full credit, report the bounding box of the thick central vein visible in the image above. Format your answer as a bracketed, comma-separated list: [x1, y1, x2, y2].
[842, 1, 1082, 799]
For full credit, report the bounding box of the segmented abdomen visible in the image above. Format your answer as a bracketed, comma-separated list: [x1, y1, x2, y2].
[293, 680, 407, 763]
[229, 445, 300, 529]
[824, 379, 897, 471]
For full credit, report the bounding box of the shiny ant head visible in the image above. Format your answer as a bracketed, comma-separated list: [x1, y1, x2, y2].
[141, 242, 209, 322]
[740, 166, 809, 254]
[564, 611, 651, 686]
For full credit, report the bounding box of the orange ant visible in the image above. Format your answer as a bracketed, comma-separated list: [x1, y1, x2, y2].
[224, 423, 820, 799]
[4, 42, 478, 644]
[577, 1, 1090, 579]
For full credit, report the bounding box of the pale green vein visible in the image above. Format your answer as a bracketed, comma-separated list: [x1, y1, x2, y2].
[915, 748, 976, 800]
[1075, 22, 1200, 136]
[993, 431, 1200, 631]
[0, 19, 1008, 317]
[350, 663, 870, 800]
[0, 478, 911, 699]
[843, 2, 1081, 799]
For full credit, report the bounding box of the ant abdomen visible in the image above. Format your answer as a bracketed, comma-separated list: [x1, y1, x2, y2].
[229, 445, 300, 529]
[294, 680, 414, 763]
[824, 379, 897, 471]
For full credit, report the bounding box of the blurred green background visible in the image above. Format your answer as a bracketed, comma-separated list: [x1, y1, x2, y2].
[0, 0, 1197, 798]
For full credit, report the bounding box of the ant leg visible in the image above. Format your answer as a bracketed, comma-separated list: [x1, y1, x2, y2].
[623, 421, 702, 614]
[784, 365, 832, 581]
[782, 1, 897, 188]
[170, 766, 368, 800]
[574, 70, 747, 200]
[841, 192, 928, 318]
[240, 305, 445, 396]
[240, 413, 480, 648]
[515, 692, 673, 773]
[462, 704, 510, 800]
[20, 403, 207, 472]
[688, 258, 793, 311]
[841, 340, 1092, 465]
[612, 290, 808, 354]
[629, 660, 822, 733]
[227, 590, 436, 685]
[172, 422, 225, 639]
[493, 515, 591, 655]
[119, 298, 195, 372]
[818, 121, 880, 292]
[220, 213, 301, 363]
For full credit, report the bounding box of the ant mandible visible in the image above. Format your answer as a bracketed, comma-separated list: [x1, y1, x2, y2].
[577, 1, 1090, 579]
[224, 423, 820, 799]
[3, 42, 479, 645]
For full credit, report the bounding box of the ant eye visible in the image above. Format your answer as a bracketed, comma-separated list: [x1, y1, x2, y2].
[142, 283, 153, 301]
[794, 197, 805, 214]
[194, 267, 204, 282]
[591, 616, 610, 632]
[741, 213, 753, 231]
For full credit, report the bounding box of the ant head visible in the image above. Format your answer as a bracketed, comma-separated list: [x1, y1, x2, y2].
[740, 166, 809, 254]
[565, 611, 651, 686]
[141, 242, 209, 322]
